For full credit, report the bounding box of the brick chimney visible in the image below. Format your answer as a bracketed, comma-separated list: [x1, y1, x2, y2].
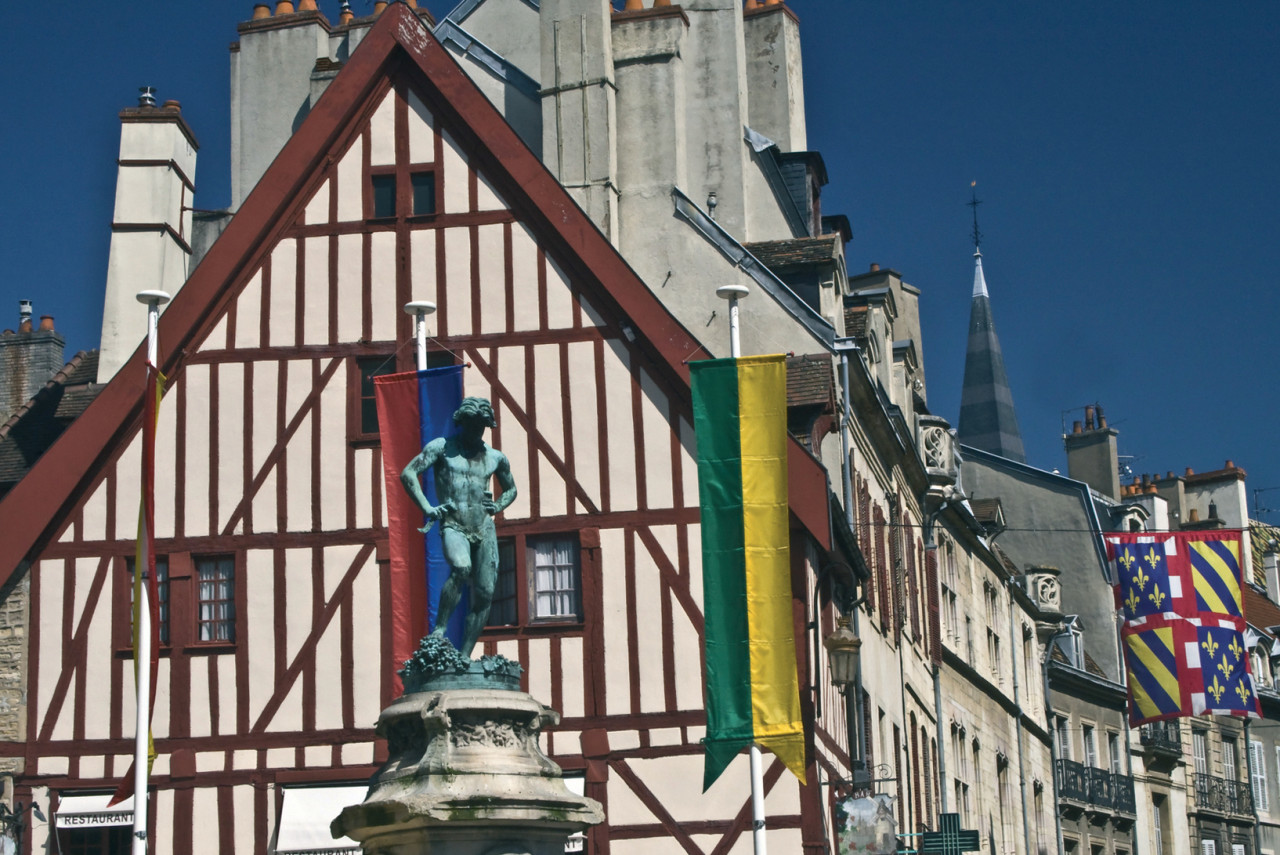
[0, 302, 65, 420]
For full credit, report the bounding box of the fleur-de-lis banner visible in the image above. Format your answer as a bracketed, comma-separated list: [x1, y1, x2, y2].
[1110, 532, 1258, 725]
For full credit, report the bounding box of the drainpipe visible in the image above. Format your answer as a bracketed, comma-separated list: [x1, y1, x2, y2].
[889, 494, 916, 838]
[1043, 627, 1070, 855]
[922, 505, 950, 817]
[834, 340, 868, 786]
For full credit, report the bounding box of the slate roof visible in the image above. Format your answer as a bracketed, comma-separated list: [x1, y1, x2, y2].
[785, 353, 834, 410]
[0, 350, 101, 498]
[957, 252, 1025, 463]
[745, 236, 840, 271]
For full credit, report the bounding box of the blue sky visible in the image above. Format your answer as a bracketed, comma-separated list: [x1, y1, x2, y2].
[3, 1, 1278, 515]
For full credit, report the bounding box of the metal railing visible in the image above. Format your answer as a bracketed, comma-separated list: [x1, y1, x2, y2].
[1055, 760, 1136, 814]
[1139, 720, 1183, 754]
[1194, 772, 1254, 816]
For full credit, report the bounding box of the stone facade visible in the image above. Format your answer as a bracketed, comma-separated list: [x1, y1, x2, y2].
[0, 573, 28, 774]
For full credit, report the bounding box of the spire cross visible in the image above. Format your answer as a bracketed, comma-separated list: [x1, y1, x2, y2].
[968, 181, 982, 251]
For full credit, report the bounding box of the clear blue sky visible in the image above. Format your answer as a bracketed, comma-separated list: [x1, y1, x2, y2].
[3, 2, 1278, 516]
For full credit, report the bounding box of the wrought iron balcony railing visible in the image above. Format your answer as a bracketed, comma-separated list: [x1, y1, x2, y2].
[1194, 772, 1254, 817]
[1139, 720, 1183, 755]
[1055, 760, 1136, 815]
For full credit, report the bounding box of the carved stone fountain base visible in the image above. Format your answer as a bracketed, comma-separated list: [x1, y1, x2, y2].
[332, 687, 604, 855]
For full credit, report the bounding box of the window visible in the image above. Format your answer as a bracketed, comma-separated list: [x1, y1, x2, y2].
[1109, 732, 1123, 775]
[196, 555, 236, 643]
[126, 556, 170, 645]
[371, 173, 396, 218]
[1152, 797, 1165, 855]
[1233, 845, 1247, 855]
[1202, 840, 1217, 855]
[1056, 717, 1071, 762]
[1251, 740, 1269, 811]
[352, 354, 396, 439]
[1194, 730, 1209, 775]
[942, 541, 959, 642]
[488, 532, 588, 629]
[1082, 725, 1096, 768]
[1224, 737, 1238, 780]
[56, 827, 131, 854]
[411, 171, 436, 215]
[965, 616, 974, 664]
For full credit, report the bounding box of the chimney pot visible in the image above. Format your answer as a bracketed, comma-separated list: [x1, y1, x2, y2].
[298, 0, 318, 9]
[373, 1, 387, 14]
[1145, 484, 1158, 495]
[252, 3, 272, 18]
[623, 0, 643, 7]
[38, 316, 54, 332]
[1084, 405, 1095, 430]
[162, 100, 181, 112]
[1072, 420, 1083, 434]
[1167, 470, 1175, 480]
[338, 1, 353, 23]
[1141, 474, 1151, 487]
[745, 0, 761, 7]
[870, 263, 880, 272]
[18, 300, 32, 324]
[1098, 412, 1108, 429]
[1186, 467, 1195, 477]
[138, 86, 157, 108]
[1189, 508, 1201, 522]
[655, 0, 672, 6]
[1226, 460, 1235, 470]
[275, 1, 294, 13]
[18, 318, 32, 333]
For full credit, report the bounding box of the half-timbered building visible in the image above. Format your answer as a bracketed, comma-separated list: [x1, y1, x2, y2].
[0, 4, 860, 852]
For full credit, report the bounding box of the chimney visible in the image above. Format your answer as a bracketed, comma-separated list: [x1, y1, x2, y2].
[0, 301, 66, 421]
[98, 89, 198, 380]
[1064, 402, 1120, 500]
[743, 0, 806, 152]
[541, 0, 620, 241]
[1188, 508, 1200, 523]
[231, 0, 330, 208]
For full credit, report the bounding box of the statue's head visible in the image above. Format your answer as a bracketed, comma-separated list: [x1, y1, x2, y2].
[452, 397, 496, 429]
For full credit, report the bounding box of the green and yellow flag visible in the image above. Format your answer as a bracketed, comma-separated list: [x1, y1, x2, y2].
[691, 354, 806, 791]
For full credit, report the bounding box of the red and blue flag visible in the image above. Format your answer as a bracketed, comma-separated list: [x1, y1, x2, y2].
[375, 365, 465, 692]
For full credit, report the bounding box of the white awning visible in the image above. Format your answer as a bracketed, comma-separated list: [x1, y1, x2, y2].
[54, 794, 134, 828]
[274, 785, 366, 854]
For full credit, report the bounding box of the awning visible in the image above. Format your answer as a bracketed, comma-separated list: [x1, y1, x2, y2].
[274, 785, 366, 854]
[54, 794, 134, 829]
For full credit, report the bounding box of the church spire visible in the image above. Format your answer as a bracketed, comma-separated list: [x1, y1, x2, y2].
[957, 185, 1026, 462]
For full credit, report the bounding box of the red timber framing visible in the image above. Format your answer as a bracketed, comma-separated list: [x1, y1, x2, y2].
[0, 6, 835, 853]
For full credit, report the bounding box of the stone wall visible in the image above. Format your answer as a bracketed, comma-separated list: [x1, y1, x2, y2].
[0, 574, 29, 775]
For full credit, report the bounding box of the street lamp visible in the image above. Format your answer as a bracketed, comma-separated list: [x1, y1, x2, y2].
[824, 615, 861, 688]
[0, 800, 46, 854]
[824, 615, 867, 788]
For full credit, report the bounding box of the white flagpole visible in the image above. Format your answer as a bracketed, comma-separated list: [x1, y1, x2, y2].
[404, 301, 437, 371]
[133, 290, 169, 855]
[715, 284, 766, 855]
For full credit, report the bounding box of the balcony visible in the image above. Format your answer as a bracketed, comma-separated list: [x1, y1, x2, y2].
[1055, 760, 1136, 817]
[1140, 720, 1183, 755]
[1193, 772, 1254, 817]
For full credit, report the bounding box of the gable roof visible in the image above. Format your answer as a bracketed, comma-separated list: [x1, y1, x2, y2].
[0, 5, 829, 584]
[0, 350, 100, 498]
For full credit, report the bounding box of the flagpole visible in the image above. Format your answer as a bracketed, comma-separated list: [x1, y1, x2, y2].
[404, 301, 437, 371]
[133, 290, 169, 855]
[716, 283, 767, 855]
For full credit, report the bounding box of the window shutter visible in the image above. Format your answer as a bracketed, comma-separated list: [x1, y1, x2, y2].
[1201, 839, 1216, 855]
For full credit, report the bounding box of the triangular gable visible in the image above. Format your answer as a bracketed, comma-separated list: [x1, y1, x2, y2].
[0, 4, 828, 585]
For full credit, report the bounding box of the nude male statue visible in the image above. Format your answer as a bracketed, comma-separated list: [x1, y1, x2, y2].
[400, 397, 517, 658]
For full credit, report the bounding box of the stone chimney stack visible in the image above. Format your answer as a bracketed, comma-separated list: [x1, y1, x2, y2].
[0, 302, 65, 420]
[540, 0, 620, 241]
[1063, 403, 1120, 500]
[98, 92, 198, 380]
[231, 2, 331, 208]
[743, 2, 805, 152]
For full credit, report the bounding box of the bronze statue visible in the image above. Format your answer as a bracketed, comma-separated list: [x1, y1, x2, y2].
[400, 397, 517, 658]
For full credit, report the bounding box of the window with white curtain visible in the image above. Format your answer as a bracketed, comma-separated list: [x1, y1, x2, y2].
[195, 555, 236, 643]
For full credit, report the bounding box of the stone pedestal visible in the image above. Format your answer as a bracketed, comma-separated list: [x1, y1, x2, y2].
[332, 683, 603, 855]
